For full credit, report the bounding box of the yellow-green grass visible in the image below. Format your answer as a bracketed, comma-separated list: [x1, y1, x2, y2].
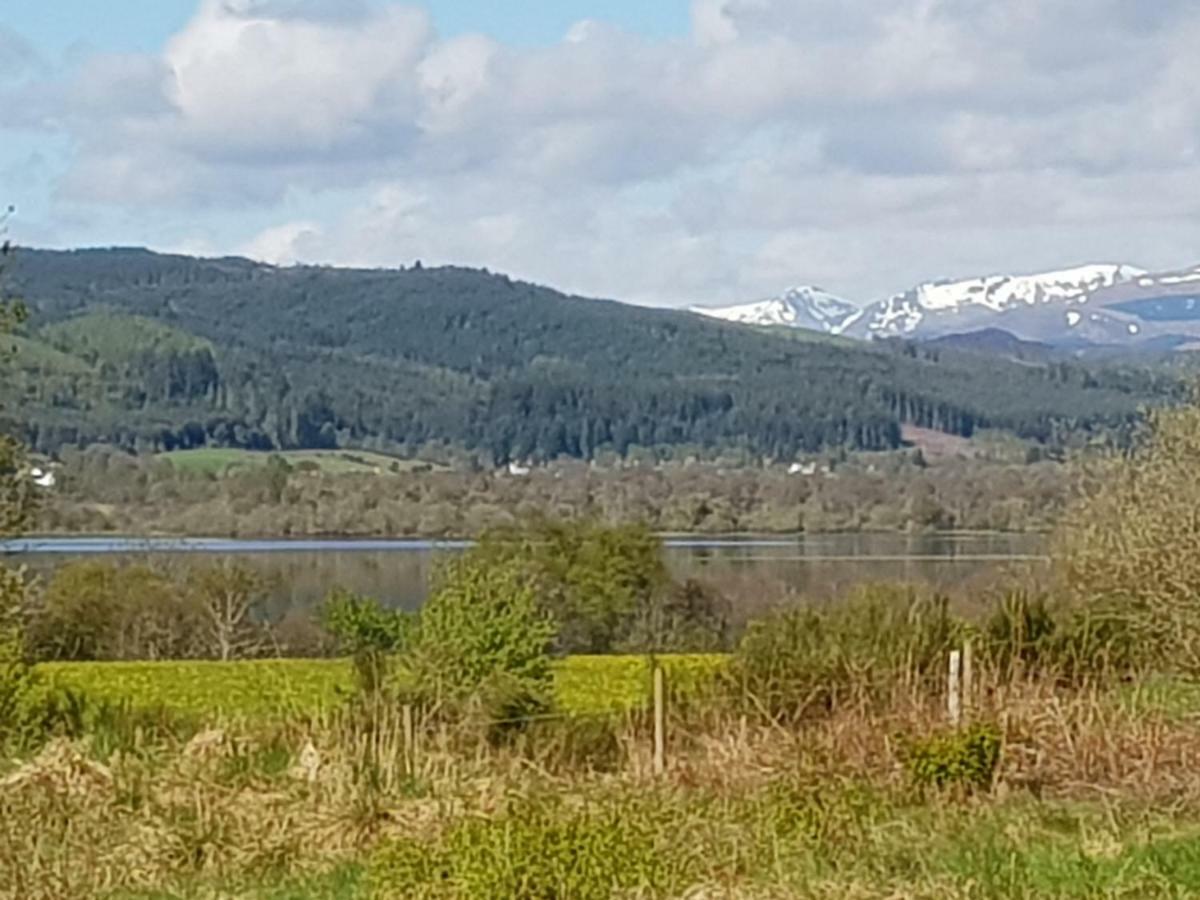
[156, 448, 440, 476]
[38, 654, 729, 721]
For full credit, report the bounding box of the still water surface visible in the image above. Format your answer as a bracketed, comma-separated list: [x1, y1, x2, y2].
[3, 533, 1048, 616]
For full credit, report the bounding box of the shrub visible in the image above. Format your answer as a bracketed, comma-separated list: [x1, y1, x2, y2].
[402, 555, 556, 722]
[470, 520, 669, 654]
[319, 590, 414, 694]
[981, 590, 1057, 679]
[619, 578, 732, 653]
[28, 561, 202, 661]
[1047, 601, 1145, 683]
[1056, 401, 1200, 673]
[982, 591, 1145, 685]
[729, 585, 964, 722]
[0, 565, 76, 755]
[899, 722, 1002, 793]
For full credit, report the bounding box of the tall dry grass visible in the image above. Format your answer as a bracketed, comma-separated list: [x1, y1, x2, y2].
[4, 656, 1200, 898]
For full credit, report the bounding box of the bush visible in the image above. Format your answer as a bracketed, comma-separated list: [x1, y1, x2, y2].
[1047, 601, 1145, 683]
[470, 520, 669, 654]
[0, 633, 53, 754]
[618, 578, 732, 653]
[981, 591, 1145, 685]
[0, 566, 78, 755]
[28, 561, 202, 661]
[319, 590, 414, 694]
[402, 555, 556, 723]
[899, 722, 1002, 793]
[1057, 401, 1200, 673]
[729, 586, 964, 722]
[981, 590, 1057, 679]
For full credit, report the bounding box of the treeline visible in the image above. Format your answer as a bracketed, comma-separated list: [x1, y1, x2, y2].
[3, 247, 1184, 462]
[41, 444, 1071, 537]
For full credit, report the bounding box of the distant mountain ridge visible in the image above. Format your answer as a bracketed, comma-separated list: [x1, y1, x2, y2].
[688, 286, 862, 335]
[697, 262, 1200, 350]
[4, 246, 1179, 461]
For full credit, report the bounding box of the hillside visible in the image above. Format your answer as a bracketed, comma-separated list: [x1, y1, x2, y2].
[2, 247, 1184, 462]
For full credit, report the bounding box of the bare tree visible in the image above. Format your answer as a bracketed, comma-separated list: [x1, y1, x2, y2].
[190, 562, 271, 660]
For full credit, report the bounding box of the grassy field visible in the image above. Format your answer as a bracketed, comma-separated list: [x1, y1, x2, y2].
[38, 654, 729, 719]
[156, 448, 442, 476]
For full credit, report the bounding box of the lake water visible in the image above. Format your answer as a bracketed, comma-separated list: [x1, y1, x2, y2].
[2, 533, 1048, 616]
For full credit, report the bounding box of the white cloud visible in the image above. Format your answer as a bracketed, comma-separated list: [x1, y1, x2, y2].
[7, 0, 1200, 305]
[239, 220, 323, 264]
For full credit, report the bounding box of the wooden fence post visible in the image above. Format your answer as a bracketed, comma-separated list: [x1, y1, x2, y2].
[948, 650, 962, 727]
[402, 703, 415, 777]
[653, 665, 666, 776]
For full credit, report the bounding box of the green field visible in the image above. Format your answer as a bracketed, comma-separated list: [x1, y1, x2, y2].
[39, 654, 728, 719]
[156, 448, 441, 476]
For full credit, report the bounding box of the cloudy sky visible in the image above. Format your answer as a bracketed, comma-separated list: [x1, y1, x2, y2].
[1, 0, 1198, 307]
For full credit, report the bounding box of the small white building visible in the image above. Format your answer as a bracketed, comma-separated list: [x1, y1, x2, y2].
[29, 467, 56, 489]
[507, 461, 531, 477]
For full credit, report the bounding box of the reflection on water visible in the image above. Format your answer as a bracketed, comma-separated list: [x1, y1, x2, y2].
[5, 533, 1048, 616]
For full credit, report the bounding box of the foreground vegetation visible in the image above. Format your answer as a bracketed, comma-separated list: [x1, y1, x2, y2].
[5, 664, 1200, 899]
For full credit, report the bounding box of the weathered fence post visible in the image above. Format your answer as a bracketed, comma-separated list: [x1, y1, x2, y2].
[402, 703, 415, 777]
[653, 665, 666, 776]
[948, 649, 962, 727]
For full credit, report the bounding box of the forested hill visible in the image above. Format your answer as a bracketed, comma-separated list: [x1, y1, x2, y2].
[2, 247, 1182, 462]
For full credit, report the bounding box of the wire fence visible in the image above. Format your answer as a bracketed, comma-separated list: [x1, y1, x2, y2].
[383, 642, 980, 777]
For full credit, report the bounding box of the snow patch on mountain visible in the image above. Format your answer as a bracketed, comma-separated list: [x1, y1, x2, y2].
[700, 260, 1200, 349]
[690, 286, 861, 335]
[861, 264, 1146, 337]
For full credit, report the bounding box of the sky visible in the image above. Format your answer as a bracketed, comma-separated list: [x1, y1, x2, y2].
[1, 0, 1198, 307]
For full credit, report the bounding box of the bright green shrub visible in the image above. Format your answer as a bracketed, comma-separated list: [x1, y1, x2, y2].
[402, 555, 556, 722]
[899, 723, 1002, 793]
[319, 589, 415, 694]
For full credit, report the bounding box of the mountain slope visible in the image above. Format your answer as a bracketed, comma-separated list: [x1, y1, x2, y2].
[690, 286, 861, 334]
[707, 262, 1200, 350]
[3, 247, 1182, 461]
[850, 264, 1146, 339]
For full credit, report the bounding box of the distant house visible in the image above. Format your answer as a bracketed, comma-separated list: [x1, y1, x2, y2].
[29, 467, 57, 489]
[507, 461, 531, 477]
[788, 462, 818, 476]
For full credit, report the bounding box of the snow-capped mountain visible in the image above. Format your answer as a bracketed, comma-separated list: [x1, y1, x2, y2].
[690, 286, 862, 335]
[851, 264, 1147, 339]
[701, 262, 1200, 350]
